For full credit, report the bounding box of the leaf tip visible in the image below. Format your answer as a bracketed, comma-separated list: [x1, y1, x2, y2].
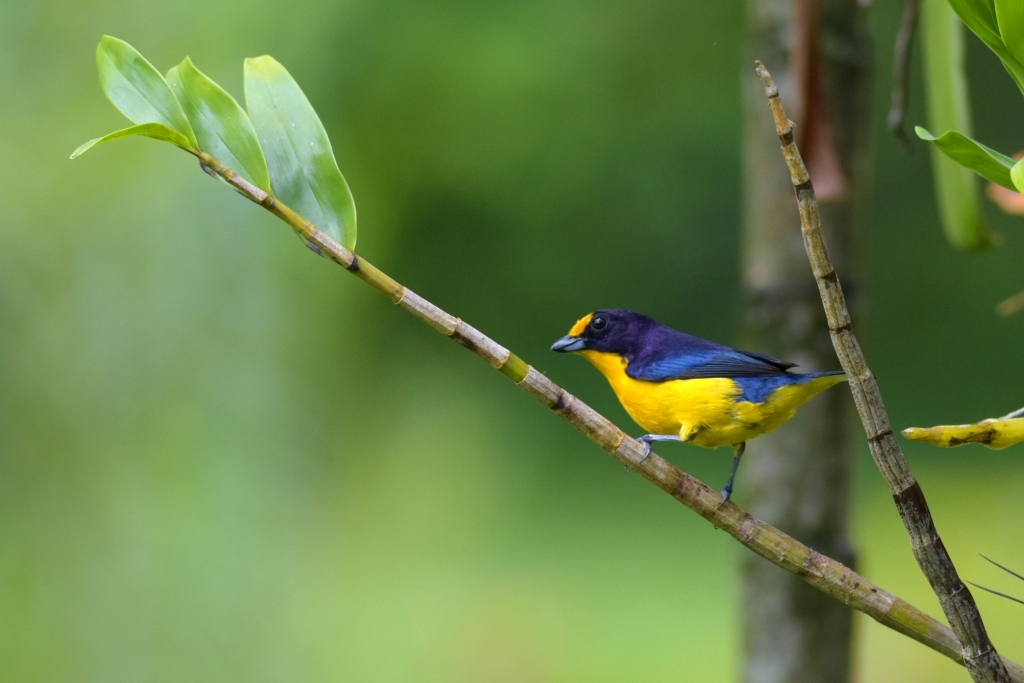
[914, 126, 935, 141]
[244, 55, 284, 76]
[70, 138, 99, 159]
[97, 34, 127, 53]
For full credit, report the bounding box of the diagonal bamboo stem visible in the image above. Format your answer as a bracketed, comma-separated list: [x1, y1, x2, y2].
[755, 61, 1010, 683]
[193, 151, 1024, 682]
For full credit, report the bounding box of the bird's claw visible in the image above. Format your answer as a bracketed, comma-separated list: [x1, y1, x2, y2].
[717, 488, 732, 510]
[624, 438, 654, 473]
[638, 439, 653, 464]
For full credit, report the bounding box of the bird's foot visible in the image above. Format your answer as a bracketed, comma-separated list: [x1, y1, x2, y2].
[623, 438, 656, 473]
[623, 438, 653, 472]
[637, 438, 653, 464]
[717, 487, 732, 510]
[635, 434, 678, 467]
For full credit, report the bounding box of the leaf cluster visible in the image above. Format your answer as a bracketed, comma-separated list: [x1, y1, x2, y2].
[918, 0, 1024, 197]
[72, 36, 356, 250]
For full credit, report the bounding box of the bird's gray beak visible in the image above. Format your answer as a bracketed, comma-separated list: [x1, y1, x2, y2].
[551, 335, 586, 352]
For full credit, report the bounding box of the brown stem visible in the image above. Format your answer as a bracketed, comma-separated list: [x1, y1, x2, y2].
[755, 61, 1011, 683]
[791, 0, 847, 201]
[889, 0, 922, 148]
[194, 151, 1024, 682]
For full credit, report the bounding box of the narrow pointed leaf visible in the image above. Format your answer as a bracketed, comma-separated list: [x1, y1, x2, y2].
[96, 36, 196, 146]
[168, 57, 270, 192]
[70, 122, 195, 159]
[244, 56, 356, 249]
[916, 127, 1016, 189]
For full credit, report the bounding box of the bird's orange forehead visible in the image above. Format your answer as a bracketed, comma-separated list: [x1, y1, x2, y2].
[568, 313, 593, 337]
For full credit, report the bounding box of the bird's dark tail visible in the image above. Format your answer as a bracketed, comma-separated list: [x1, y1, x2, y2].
[805, 369, 846, 379]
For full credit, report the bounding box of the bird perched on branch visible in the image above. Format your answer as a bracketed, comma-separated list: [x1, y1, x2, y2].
[551, 309, 846, 505]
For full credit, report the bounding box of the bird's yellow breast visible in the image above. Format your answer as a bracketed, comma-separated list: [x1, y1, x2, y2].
[578, 350, 841, 448]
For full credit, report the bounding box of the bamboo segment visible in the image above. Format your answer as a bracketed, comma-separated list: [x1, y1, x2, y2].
[194, 147, 1024, 682]
[755, 60, 1011, 683]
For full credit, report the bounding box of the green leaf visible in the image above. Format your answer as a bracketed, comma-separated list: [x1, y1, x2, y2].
[916, 127, 1016, 189]
[1010, 158, 1024, 194]
[946, 0, 1001, 46]
[995, 0, 1024, 65]
[167, 57, 271, 192]
[244, 56, 356, 249]
[96, 35, 196, 147]
[947, 0, 1024, 93]
[70, 122, 195, 159]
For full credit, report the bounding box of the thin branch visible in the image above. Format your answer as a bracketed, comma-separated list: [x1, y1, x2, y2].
[969, 583, 1024, 607]
[888, 0, 922, 148]
[982, 556, 1024, 584]
[972, 557, 1024, 605]
[192, 152, 1024, 681]
[755, 61, 1011, 683]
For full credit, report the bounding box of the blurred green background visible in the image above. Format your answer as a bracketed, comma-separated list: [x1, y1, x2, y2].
[2, 0, 1023, 681]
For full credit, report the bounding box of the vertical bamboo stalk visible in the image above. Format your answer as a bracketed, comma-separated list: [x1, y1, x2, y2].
[755, 61, 1011, 683]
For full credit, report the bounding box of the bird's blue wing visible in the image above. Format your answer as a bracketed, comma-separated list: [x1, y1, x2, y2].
[627, 348, 790, 381]
[737, 349, 797, 370]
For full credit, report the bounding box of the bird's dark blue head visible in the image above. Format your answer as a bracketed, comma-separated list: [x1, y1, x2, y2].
[550, 309, 659, 359]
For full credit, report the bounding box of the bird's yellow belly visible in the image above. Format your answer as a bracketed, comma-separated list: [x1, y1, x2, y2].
[578, 350, 834, 448]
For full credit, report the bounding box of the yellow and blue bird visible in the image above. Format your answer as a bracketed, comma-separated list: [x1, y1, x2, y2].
[551, 309, 846, 504]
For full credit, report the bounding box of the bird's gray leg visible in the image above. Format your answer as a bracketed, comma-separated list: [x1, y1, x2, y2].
[636, 434, 682, 464]
[627, 429, 698, 472]
[719, 441, 746, 507]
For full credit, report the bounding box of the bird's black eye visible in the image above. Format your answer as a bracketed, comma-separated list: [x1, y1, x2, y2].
[590, 315, 608, 332]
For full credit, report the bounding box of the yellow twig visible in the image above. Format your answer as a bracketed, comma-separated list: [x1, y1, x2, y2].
[188, 149, 1024, 681]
